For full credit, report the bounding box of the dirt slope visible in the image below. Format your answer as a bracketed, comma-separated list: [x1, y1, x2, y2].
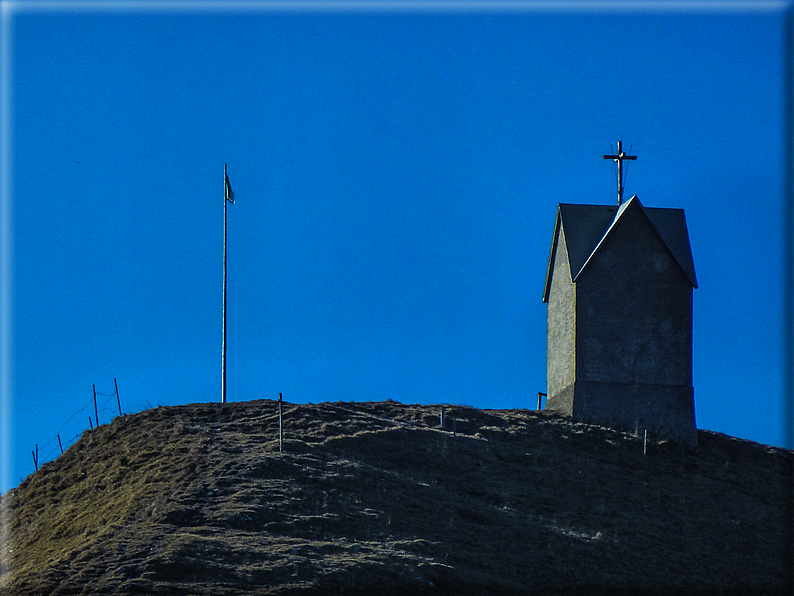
[1, 399, 792, 595]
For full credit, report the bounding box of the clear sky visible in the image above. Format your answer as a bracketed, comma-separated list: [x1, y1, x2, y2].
[1, 0, 791, 493]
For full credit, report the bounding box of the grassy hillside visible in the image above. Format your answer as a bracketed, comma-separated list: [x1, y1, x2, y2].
[1, 400, 792, 595]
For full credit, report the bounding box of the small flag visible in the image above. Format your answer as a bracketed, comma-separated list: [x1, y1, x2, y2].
[225, 171, 235, 203]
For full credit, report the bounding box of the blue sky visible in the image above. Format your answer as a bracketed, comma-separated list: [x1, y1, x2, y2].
[1, 1, 791, 493]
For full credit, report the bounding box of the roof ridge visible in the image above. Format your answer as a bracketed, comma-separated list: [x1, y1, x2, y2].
[573, 195, 642, 281]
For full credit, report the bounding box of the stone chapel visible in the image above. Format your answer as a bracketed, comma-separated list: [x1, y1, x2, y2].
[542, 145, 698, 446]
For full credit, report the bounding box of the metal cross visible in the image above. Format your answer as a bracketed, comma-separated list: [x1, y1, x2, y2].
[603, 141, 637, 205]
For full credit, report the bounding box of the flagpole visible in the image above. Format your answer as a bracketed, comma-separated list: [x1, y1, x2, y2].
[222, 163, 228, 404]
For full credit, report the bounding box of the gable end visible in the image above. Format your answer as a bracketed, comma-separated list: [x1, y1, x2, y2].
[573, 196, 697, 289]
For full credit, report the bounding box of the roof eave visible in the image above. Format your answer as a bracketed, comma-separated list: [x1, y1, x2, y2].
[542, 207, 562, 303]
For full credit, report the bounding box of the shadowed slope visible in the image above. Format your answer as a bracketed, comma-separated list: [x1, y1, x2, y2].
[2, 400, 792, 595]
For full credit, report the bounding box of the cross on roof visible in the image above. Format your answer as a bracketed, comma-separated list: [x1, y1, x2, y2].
[603, 141, 637, 205]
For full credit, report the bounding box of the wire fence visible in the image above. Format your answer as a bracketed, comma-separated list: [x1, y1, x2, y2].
[24, 383, 552, 480]
[29, 379, 123, 474]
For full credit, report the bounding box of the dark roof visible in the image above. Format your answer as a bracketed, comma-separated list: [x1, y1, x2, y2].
[542, 196, 697, 302]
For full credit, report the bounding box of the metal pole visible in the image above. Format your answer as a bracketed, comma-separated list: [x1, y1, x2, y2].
[537, 392, 547, 411]
[114, 378, 122, 416]
[616, 140, 624, 205]
[57, 434, 63, 455]
[278, 393, 284, 453]
[222, 163, 228, 404]
[440, 405, 446, 428]
[93, 384, 99, 427]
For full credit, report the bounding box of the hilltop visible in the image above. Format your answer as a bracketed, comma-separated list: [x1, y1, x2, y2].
[1, 399, 792, 595]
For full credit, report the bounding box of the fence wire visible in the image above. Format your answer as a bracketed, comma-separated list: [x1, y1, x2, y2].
[27, 381, 123, 476]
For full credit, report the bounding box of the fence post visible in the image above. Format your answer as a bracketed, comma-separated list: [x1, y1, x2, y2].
[440, 405, 446, 429]
[278, 393, 284, 454]
[452, 418, 457, 438]
[115, 378, 122, 416]
[57, 434, 63, 455]
[643, 429, 648, 456]
[88, 416, 93, 430]
[93, 384, 99, 427]
[32, 445, 38, 471]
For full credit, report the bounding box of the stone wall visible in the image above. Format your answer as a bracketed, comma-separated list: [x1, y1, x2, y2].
[546, 226, 576, 414]
[572, 381, 697, 445]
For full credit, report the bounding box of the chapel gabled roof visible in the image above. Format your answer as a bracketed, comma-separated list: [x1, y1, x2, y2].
[542, 195, 697, 303]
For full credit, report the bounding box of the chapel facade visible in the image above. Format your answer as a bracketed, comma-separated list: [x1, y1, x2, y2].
[542, 194, 698, 446]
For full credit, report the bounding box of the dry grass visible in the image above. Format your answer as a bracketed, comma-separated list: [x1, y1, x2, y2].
[1, 399, 792, 595]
